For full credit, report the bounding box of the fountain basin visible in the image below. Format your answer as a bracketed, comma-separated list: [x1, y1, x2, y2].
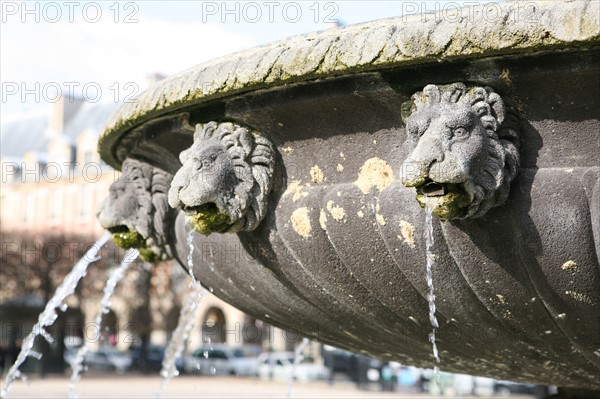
[98, 1, 600, 389]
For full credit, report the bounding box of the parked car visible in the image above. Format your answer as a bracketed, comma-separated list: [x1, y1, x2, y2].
[494, 380, 545, 396]
[183, 344, 259, 376]
[84, 347, 132, 373]
[447, 374, 495, 396]
[322, 346, 355, 380]
[129, 344, 184, 373]
[256, 352, 328, 382]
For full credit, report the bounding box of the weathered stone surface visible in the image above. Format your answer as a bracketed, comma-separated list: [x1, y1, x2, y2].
[97, 1, 600, 390]
[164, 54, 599, 387]
[99, 0, 599, 169]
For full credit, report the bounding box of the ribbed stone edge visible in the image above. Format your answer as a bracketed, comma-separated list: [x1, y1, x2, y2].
[99, 0, 600, 169]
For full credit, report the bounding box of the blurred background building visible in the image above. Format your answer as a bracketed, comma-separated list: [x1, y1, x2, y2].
[0, 93, 312, 377]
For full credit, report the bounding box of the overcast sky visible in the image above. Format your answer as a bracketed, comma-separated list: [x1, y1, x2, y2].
[1, 1, 496, 115]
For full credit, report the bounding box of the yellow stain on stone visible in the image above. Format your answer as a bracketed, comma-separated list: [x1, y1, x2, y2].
[336, 164, 344, 172]
[327, 200, 346, 222]
[398, 220, 416, 248]
[565, 290, 594, 305]
[357, 210, 364, 218]
[354, 157, 394, 194]
[502, 309, 513, 320]
[291, 207, 312, 239]
[310, 165, 325, 183]
[499, 68, 511, 83]
[376, 214, 386, 226]
[282, 146, 294, 154]
[283, 181, 309, 203]
[319, 210, 327, 230]
[561, 260, 577, 270]
[496, 294, 506, 304]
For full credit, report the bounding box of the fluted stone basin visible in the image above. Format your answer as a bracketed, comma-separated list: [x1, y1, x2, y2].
[97, 1, 600, 389]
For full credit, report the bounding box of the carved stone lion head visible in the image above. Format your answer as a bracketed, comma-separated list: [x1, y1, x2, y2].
[401, 83, 520, 220]
[168, 121, 276, 235]
[97, 158, 176, 262]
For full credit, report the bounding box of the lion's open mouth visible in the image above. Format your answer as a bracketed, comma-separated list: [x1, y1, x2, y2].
[184, 203, 231, 236]
[415, 179, 471, 221]
[107, 225, 129, 234]
[421, 181, 447, 197]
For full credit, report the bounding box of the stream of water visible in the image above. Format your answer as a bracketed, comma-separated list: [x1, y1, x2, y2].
[0, 232, 111, 399]
[425, 206, 441, 385]
[156, 229, 205, 398]
[67, 248, 139, 399]
[286, 337, 311, 398]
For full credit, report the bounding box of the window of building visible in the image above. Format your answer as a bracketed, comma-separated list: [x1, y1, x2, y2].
[51, 188, 63, 223]
[79, 184, 93, 219]
[23, 192, 35, 225]
[84, 151, 93, 166]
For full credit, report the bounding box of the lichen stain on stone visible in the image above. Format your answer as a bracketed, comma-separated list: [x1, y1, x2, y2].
[561, 260, 577, 271]
[565, 290, 594, 305]
[354, 157, 394, 194]
[398, 220, 416, 248]
[499, 68, 511, 84]
[496, 294, 506, 304]
[357, 210, 364, 218]
[283, 180, 309, 203]
[282, 146, 294, 154]
[336, 163, 344, 172]
[291, 207, 312, 239]
[319, 210, 327, 230]
[310, 165, 325, 183]
[376, 213, 386, 226]
[343, 330, 359, 340]
[327, 200, 346, 222]
[502, 309, 513, 320]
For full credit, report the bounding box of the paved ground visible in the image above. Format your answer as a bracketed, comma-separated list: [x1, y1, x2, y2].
[4, 374, 535, 398]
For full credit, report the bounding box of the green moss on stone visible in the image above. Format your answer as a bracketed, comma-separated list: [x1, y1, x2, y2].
[139, 248, 159, 263]
[111, 228, 160, 263]
[416, 191, 471, 221]
[187, 203, 230, 236]
[112, 230, 145, 249]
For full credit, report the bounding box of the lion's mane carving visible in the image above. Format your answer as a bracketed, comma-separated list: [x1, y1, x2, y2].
[401, 83, 520, 220]
[168, 121, 276, 235]
[97, 158, 175, 262]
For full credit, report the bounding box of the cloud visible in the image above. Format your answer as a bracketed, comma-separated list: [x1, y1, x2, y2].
[1, 10, 256, 112]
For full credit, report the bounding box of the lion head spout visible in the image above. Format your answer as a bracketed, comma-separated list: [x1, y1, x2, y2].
[401, 83, 520, 220]
[97, 158, 176, 262]
[168, 121, 276, 235]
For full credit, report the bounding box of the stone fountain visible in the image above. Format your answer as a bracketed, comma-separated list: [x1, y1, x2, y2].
[97, 1, 600, 392]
